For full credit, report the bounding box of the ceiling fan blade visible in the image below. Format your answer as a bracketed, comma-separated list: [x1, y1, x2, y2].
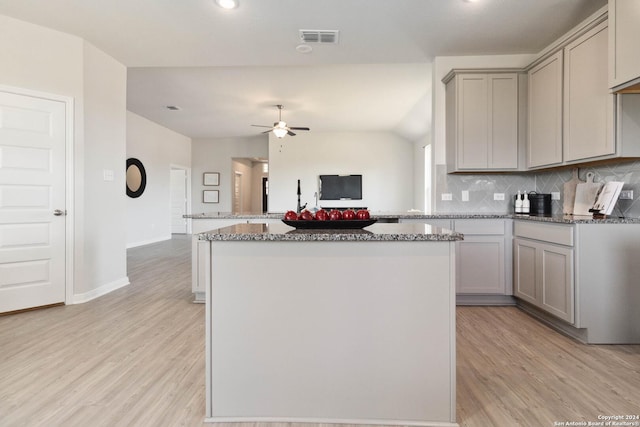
[289, 127, 310, 131]
[287, 130, 297, 136]
[251, 124, 273, 128]
[261, 130, 272, 134]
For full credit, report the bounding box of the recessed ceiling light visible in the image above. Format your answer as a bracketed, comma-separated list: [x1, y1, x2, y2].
[215, 0, 238, 9]
[296, 44, 313, 54]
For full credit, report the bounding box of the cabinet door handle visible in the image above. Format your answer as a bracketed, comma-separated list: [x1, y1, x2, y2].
[53, 209, 67, 216]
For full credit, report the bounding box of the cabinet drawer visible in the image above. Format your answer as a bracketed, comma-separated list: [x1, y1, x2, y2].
[514, 221, 574, 246]
[454, 219, 505, 235]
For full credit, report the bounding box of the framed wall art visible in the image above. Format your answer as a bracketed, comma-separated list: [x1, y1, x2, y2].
[203, 172, 220, 186]
[203, 190, 219, 203]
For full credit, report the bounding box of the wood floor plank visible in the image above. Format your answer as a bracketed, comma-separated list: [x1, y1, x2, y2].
[0, 236, 638, 426]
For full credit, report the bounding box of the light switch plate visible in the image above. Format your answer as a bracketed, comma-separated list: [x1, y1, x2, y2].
[493, 193, 505, 201]
[461, 190, 469, 202]
[441, 193, 453, 201]
[551, 192, 561, 200]
[103, 169, 114, 182]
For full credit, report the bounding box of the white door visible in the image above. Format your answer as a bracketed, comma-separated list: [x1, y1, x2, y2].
[170, 168, 187, 234]
[0, 91, 66, 313]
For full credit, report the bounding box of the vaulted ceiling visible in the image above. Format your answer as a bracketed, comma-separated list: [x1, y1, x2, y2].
[0, 0, 607, 140]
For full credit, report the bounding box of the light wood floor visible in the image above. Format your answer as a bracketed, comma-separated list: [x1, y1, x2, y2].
[0, 236, 638, 427]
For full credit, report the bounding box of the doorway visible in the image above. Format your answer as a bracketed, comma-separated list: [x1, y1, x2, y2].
[170, 167, 188, 234]
[231, 158, 268, 214]
[0, 87, 73, 313]
[262, 177, 268, 213]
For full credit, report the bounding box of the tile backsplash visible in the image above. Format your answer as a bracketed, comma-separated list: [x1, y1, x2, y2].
[434, 160, 640, 218]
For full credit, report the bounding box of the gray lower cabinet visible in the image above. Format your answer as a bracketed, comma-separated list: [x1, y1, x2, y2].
[513, 220, 640, 344]
[400, 218, 513, 303]
[513, 235, 575, 323]
[454, 219, 508, 295]
[453, 219, 513, 304]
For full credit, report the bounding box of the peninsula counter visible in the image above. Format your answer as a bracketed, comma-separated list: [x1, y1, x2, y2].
[197, 222, 462, 426]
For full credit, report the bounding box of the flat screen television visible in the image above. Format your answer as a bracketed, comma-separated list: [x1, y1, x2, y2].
[319, 174, 362, 200]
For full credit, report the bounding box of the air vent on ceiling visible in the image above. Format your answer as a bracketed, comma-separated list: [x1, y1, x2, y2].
[299, 29, 340, 44]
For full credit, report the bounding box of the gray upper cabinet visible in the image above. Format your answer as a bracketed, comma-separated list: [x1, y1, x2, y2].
[564, 22, 615, 162]
[609, 0, 640, 91]
[527, 51, 563, 168]
[527, 17, 639, 169]
[445, 71, 519, 172]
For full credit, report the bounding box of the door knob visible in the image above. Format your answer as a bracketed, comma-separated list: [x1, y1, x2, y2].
[53, 209, 67, 216]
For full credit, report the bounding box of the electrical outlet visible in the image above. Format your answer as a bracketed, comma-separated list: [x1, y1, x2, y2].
[493, 193, 505, 201]
[461, 190, 469, 202]
[441, 193, 453, 201]
[551, 192, 561, 200]
[620, 190, 634, 200]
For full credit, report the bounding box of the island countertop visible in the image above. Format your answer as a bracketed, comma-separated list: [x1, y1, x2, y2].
[198, 222, 463, 242]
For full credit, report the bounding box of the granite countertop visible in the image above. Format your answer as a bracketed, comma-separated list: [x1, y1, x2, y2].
[197, 222, 464, 242]
[510, 214, 640, 224]
[187, 211, 640, 224]
[186, 211, 285, 219]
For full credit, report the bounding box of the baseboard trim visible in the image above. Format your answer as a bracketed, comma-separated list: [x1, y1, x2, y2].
[456, 294, 516, 306]
[72, 276, 130, 304]
[204, 416, 458, 427]
[126, 235, 171, 249]
[515, 299, 588, 343]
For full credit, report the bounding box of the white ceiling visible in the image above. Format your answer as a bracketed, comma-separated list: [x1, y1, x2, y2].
[0, 0, 607, 140]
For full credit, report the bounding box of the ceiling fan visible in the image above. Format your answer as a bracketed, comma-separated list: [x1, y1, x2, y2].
[252, 105, 310, 138]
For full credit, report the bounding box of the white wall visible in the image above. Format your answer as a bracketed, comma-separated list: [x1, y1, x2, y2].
[126, 111, 192, 247]
[0, 15, 83, 98]
[413, 135, 430, 212]
[191, 136, 268, 214]
[81, 42, 128, 295]
[0, 14, 132, 301]
[268, 131, 414, 212]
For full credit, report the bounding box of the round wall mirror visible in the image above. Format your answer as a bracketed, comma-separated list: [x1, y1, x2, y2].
[126, 158, 146, 198]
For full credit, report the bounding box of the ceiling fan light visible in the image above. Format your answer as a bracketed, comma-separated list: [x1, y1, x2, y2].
[273, 127, 288, 138]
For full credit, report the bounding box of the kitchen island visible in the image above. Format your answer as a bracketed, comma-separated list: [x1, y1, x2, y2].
[197, 222, 462, 426]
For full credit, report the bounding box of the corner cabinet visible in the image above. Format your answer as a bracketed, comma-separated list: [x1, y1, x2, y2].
[399, 218, 514, 304]
[444, 71, 520, 172]
[609, 0, 640, 91]
[527, 52, 564, 168]
[454, 219, 511, 294]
